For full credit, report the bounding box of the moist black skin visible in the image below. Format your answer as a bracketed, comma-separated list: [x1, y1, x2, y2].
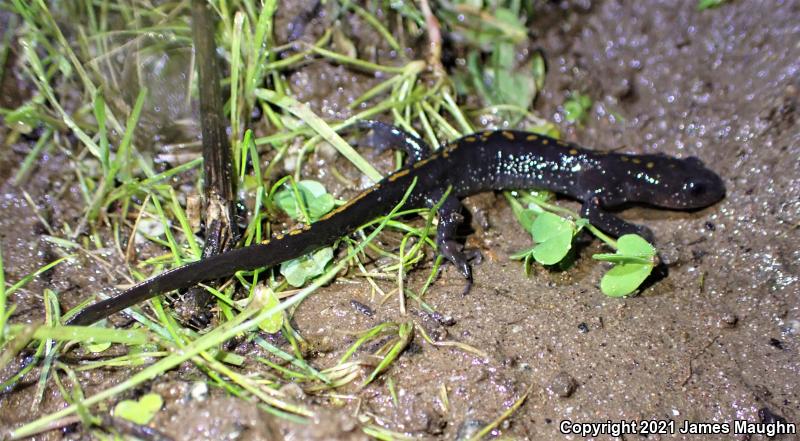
[67, 125, 725, 326]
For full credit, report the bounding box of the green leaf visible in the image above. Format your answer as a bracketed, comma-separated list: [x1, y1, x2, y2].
[697, 0, 727, 10]
[530, 212, 575, 265]
[84, 341, 111, 353]
[114, 393, 163, 425]
[563, 92, 593, 124]
[600, 263, 653, 297]
[280, 247, 334, 287]
[5, 103, 38, 134]
[254, 285, 283, 334]
[486, 39, 538, 111]
[530, 51, 547, 93]
[617, 234, 656, 257]
[274, 180, 335, 222]
[595, 234, 657, 297]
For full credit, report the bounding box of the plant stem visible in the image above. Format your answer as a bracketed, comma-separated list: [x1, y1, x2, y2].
[189, 1, 239, 312]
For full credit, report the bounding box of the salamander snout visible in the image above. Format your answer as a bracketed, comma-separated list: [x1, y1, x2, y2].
[682, 174, 725, 206]
[674, 158, 726, 209]
[636, 155, 726, 210]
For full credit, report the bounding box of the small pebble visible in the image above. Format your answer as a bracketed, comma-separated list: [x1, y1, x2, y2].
[431, 311, 456, 326]
[717, 312, 738, 328]
[279, 382, 306, 401]
[350, 299, 374, 317]
[547, 371, 577, 398]
[658, 245, 681, 266]
[190, 381, 208, 401]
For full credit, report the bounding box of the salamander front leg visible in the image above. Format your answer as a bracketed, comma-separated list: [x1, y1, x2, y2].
[580, 197, 655, 243]
[435, 194, 474, 294]
[353, 120, 432, 166]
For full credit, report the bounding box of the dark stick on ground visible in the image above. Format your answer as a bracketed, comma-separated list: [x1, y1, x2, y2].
[100, 415, 175, 441]
[187, 1, 239, 324]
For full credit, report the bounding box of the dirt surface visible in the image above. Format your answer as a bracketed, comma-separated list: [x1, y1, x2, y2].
[1, 0, 798, 440]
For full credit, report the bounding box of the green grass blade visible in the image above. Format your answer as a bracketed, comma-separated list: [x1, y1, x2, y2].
[255, 89, 382, 181]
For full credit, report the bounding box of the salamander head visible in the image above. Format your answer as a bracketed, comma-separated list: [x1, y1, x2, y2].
[624, 155, 725, 210]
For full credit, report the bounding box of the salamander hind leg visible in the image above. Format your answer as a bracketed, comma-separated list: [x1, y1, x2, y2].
[353, 120, 432, 165]
[435, 193, 477, 294]
[581, 197, 655, 243]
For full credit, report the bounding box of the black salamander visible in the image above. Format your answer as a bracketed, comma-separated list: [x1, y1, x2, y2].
[68, 124, 725, 326]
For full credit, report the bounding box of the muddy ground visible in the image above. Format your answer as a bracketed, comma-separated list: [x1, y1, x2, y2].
[1, 0, 798, 440]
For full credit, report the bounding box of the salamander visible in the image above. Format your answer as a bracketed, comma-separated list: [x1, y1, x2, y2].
[67, 122, 725, 326]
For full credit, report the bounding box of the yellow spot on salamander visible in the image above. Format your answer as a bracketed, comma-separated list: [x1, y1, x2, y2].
[556, 140, 567, 146]
[261, 239, 270, 245]
[569, 148, 578, 155]
[338, 188, 373, 209]
[480, 132, 491, 141]
[319, 186, 376, 221]
[413, 154, 440, 169]
[526, 134, 538, 141]
[412, 159, 429, 168]
[289, 229, 303, 235]
[464, 136, 477, 142]
[621, 156, 630, 162]
[389, 168, 411, 181]
[502, 131, 515, 140]
[646, 162, 655, 169]
[632, 158, 641, 164]
[275, 234, 285, 240]
[542, 139, 549, 145]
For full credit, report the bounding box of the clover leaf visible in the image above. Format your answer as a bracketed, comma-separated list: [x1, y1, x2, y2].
[84, 341, 111, 353]
[274, 180, 335, 222]
[114, 393, 163, 425]
[529, 212, 575, 265]
[253, 284, 283, 334]
[279, 247, 334, 288]
[593, 234, 657, 297]
[563, 92, 593, 124]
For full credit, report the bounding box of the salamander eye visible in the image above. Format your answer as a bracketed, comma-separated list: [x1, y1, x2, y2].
[683, 178, 706, 196]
